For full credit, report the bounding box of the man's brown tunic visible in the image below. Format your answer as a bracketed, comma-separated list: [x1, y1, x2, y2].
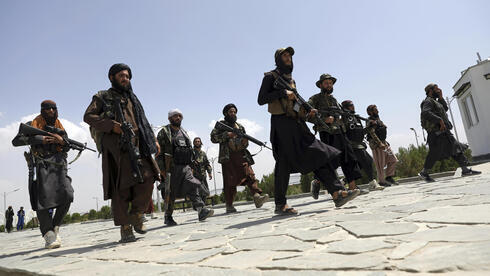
[84, 88, 159, 225]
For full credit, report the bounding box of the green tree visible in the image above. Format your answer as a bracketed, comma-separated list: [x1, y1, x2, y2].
[88, 209, 97, 220]
[62, 214, 71, 224]
[300, 172, 314, 193]
[258, 172, 275, 197]
[71, 213, 81, 223]
[98, 206, 112, 219]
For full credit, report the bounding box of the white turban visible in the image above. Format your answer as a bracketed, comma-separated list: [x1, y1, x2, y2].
[168, 108, 183, 118]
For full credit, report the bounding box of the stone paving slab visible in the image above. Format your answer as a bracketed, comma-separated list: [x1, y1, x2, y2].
[1, 163, 490, 275]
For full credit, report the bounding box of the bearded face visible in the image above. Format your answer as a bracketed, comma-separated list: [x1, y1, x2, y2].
[40, 104, 58, 126]
[111, 70, 131, 92]
[169, 114, 182, 127]
[224, 107, 237, 124]
[193, 138, 202, 149]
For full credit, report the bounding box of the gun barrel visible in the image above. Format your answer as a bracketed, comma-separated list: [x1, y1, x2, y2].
[216, 121, 271, 150]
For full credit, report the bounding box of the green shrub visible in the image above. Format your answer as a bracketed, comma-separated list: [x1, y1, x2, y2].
[98, 206, 112, 219]
[300, 173, 314, 193]
[62, 214, 71, 224]
[71, 213, 81, 223]
[0, 225, 5, 232]
[88, 209, 97, 220]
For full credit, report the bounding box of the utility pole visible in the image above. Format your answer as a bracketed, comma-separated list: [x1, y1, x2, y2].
[446, 96, 460, 143]
[210, 157, 218, 195]
[92, 197, 99, 211]
[410, 128, 419, 147]
[3, 188, 20, 212]
[156, 182, 162, 212]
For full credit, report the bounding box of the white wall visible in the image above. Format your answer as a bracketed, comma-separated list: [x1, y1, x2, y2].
[454, 61, 490, 157]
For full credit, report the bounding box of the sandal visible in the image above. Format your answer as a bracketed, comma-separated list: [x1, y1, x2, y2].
[333, 189, 360, 208]
[274, 205, 299, 216]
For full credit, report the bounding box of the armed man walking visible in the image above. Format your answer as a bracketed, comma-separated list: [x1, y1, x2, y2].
[12, 100, 74, 248]
[419, 83, 480, 182]
[258, 47, 359, 215]
[366, 104, 398, 187]
[84, 63, 161, 243]
[210, 104, 269, 213]
[156, 109, 214, 226]
[191, 137, 212, 204]
[308, 74, 365, 198]
[341, 100, 384, 191]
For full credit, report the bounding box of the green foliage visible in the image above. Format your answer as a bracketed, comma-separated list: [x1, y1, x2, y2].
[25, 218, 37, 229]
[71, 213, 81, 223]
[258, 172, 275, 197]
[395, 144, 472, 178]
[99, 205, 112, 219]
[88, 209, 97, 220]
[300, 173, 314, 193]
[62, 214, 71, 224]
[0, 225, 5, 232]
[287, 184, 303, 195]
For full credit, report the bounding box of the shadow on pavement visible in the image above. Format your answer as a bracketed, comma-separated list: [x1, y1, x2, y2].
[225, 215, 292, 229]
[38, 241, 120, 257]
[0, 248, 46, 259]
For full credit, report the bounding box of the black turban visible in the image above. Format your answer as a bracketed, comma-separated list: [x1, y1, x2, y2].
[41, 100, 57, 110]
[108, 63, 132, 80]
[222, 103, 237, 116]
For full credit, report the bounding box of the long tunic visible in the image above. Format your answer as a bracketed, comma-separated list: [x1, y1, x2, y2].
[83, 88, 159, 200]
[420, 96, 465, 160]
[12, 117, 74, 211]
[258, 72, 341, 174]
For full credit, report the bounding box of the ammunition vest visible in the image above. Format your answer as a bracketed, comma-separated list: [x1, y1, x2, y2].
[265, 71, 304, 119]
[170, 127, 193, 166]
[420, 97, 453, 133]
[90, 90, 117, 153]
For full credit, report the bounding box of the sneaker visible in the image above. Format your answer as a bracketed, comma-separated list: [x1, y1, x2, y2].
[44, 230, 61, 249]
[462, 169, 482, 177]
[164, 215, 177, 226]
[253, 193, 269, 208]
[368, 180, 384, 191]
[119, 225, 136, 243]
[419, 171, 435, 182]
[53, 226, 61, 245]
[129, 213, 147, 234]
[226, 205, 237, 213]
[198, 208, 214, 221]
[333, 189, 360, 208]
[385, 176, 399, 185]
[311, 180, 321, 200]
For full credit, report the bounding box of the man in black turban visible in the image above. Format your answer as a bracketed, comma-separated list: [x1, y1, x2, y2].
[84, 63, 161, 243]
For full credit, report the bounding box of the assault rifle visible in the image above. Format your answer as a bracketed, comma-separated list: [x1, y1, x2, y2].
[215, 121, 272, 150]
[15, 123, 96, 152]
[13, 123, 96, 164]
[114, 100, 144, 183]
[273, 75, 334, 132]
[318, 107, 369, 122]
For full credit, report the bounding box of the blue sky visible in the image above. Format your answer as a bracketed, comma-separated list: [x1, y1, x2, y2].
[1, 0, 489, 214]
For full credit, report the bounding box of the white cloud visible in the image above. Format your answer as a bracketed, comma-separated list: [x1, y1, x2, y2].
[0, 111, 4, 118]
[0, 114, 102, 215]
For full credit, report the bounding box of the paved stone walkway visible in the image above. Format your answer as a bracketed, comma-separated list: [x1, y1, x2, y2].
[1, 163, 490, 275]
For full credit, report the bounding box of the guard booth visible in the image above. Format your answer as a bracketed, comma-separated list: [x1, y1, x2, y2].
[453, 56, 490, 162]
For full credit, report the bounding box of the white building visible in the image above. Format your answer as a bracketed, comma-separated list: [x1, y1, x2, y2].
[453, 57, 490, 161]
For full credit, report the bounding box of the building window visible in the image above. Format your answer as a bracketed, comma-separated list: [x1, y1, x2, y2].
[462, 93, 479, 127]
